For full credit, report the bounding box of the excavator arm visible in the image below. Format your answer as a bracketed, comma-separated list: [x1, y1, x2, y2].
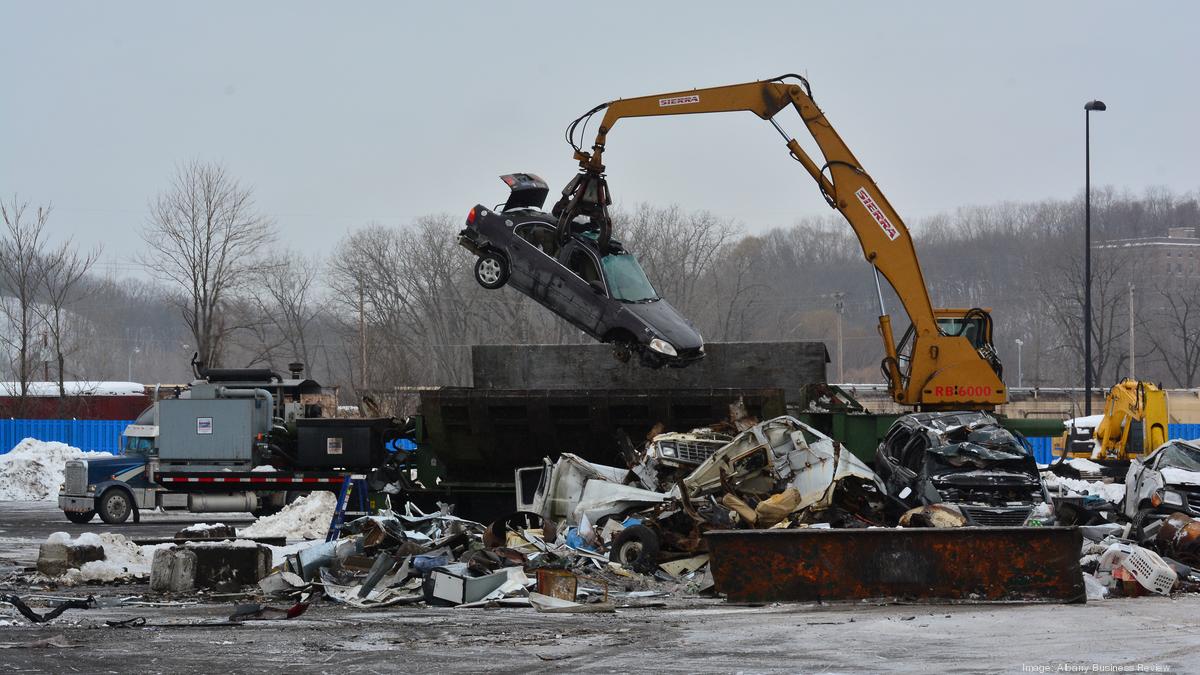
[555, 74, 1005, 409]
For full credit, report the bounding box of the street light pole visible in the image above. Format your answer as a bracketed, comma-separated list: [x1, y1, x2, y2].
[1015, 338, 1024, 388]
[1084, 99, 1106, 415]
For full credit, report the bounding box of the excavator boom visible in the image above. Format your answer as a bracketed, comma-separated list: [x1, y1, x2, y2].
[556, 75, 1006, 409]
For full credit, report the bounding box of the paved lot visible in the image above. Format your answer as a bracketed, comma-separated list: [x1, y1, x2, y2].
[2, 501, 1199, 674]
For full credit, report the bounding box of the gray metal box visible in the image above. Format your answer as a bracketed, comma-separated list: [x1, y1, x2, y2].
[158, 398, 254, 461]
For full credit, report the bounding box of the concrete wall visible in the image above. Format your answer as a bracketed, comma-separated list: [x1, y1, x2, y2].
[470, 341, 828, 402]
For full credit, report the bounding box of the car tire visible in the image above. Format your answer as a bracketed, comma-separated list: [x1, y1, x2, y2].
[1131, 507, 1160, 542]
[609, 524, 660, 574]
[64, 510, 95, 524]
[98, 489, 133, 525]
[474, 252, 509, 289]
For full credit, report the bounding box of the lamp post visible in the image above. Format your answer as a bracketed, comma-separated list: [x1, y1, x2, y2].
[1014, 338, 1024, 388]
[1084, 99, 1106, 415]
[127, 347, 140, 382]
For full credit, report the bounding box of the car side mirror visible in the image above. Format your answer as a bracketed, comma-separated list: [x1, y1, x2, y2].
[589, 282, 605, 295]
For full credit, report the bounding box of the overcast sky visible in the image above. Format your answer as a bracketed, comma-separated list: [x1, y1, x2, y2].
[2, 1, 1197, 276]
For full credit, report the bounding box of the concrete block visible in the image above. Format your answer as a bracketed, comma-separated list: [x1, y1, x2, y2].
[150, 546, 198, 593]
[187, 542, 273, 590]
[37, 541, 105, 577]
[175, 523, 238, 540]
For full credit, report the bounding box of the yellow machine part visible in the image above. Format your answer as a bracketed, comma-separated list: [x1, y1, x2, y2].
[1055, 379, 1168, 461]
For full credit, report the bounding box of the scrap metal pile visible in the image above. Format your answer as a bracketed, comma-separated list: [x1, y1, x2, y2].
[258, 502, 686, 612]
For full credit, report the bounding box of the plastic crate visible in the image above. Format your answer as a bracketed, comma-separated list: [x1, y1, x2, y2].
[1125, 546, 1177, 596]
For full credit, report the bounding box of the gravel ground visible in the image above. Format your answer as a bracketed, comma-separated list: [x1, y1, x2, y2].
[3, 501, 1198, 674]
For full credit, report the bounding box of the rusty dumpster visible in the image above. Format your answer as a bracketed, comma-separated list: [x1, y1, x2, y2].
[705, 527, 1085, 603]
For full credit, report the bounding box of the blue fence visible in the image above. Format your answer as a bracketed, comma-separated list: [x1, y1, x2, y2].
[1, 419, 132, 455]
[1027, 422, 1200, 464]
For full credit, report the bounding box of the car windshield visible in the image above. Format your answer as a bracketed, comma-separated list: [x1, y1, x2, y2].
[601, 253, 658, 302]
[1157, 442, 1200, 472]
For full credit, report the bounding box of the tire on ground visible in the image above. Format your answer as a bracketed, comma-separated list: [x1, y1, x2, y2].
[98, 488, 133, 525]
[64, 510, 95, 524]
[609, 524, 661, 574]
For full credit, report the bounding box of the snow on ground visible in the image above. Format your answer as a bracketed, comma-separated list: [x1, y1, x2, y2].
[239, 491, 336, 540]
[0, 438, 113, 501]
[44, 531, 173, 585]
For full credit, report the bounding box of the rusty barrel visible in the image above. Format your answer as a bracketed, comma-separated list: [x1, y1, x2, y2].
[705, 527, 1084, 603]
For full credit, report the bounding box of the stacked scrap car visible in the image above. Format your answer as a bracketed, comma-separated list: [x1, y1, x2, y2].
[1124, 439, 1200, 538]
[875, 411, 1051, 527]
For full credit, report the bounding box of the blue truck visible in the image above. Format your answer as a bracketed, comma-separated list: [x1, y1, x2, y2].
[58, 362, 413, 524]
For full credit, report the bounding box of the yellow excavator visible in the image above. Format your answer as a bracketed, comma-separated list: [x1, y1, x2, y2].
[1053, 379, 1169, 462]
[552, 74, 1005, 411]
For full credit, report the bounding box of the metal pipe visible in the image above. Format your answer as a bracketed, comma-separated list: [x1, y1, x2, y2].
[872, 266, 887, 315]
[216, 387, 275, 434]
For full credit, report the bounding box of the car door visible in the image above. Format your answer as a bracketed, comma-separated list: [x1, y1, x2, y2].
[511, 221, 560, 306]
[552, 241, 608, 336]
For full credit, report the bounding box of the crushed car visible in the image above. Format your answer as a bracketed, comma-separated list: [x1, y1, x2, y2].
[874, 411, 1051, 527]
[458, 173, 704, 367]
[515, 415, 889, 573]
[1124, 439, 1200, 538]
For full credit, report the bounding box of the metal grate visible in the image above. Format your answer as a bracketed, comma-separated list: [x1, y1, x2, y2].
[960, 506, 1032, 527]
[659, 439, 726, 464]
[64, 460, 88, 495]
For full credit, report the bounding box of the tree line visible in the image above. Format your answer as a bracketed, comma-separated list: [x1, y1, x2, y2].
[4, 160, 1200, 404]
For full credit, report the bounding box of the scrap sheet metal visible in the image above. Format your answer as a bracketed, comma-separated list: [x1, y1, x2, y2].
[705, 526, 1085, 603]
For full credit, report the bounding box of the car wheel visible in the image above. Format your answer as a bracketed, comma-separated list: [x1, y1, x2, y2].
[98, 489, 133, 525]
[64, 510, 95, 524]
[1131, 507, 1161, 542]
[609, 524, 660, 574]
[474, 252, 509, 289]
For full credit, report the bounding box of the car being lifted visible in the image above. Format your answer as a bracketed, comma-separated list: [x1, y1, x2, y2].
[458, 173, 704, 368]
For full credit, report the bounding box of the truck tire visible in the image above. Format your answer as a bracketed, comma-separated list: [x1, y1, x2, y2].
[64, 510, 95, 524]
[609, 524, 660, 574]
[98, 489, 133, 525]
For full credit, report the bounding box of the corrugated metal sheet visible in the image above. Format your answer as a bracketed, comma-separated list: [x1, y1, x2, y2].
[0, 419, 131, 454]
[1028, 422, 1200, 464]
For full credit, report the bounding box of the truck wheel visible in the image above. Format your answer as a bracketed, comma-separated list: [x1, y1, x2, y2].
[474, 252, 509, 289]
[98, 489, 133, 525]
[609, 525, 660, 574]
[64, 510, 95, 524]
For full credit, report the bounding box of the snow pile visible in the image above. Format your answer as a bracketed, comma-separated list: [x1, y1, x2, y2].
[1042, 472, 1126, 503]
[0, 439, 113, 501]
[177, 523, 229, 534]
[1065, 457, 1106, 474]
[44, 532, 172, 585]
[239, 491, 337, 540]
[251, 465, 278, 472]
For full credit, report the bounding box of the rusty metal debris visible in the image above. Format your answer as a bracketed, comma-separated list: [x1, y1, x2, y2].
[705, 527, 1087, 603]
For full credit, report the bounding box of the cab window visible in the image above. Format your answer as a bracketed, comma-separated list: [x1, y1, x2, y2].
[124, 436, 154, 456]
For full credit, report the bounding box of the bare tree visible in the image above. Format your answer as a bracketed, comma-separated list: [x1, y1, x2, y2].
[1142, 274, 1200, 387]
[0, 197, 51, 397]
[34, 238, 101, 394]
[242, 252, 325, 374]
[140, 161, 274, 367]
